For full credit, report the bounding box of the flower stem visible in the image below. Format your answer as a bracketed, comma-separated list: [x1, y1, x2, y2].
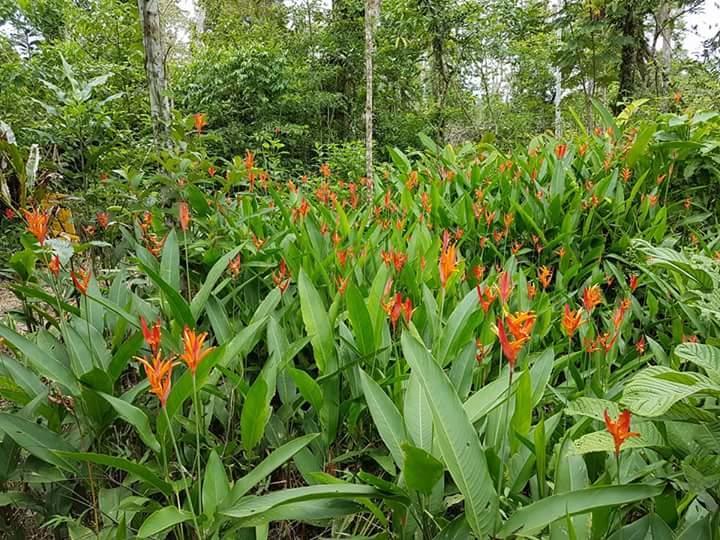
[163, 407, 201, 538]
[192, 373, 203, 516]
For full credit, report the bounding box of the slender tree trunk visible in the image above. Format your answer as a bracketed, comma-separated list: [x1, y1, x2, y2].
[552, 0, 563, 136]
[657, 2, 672, 95]
[615, 2, 638, 113]
[364, 0, 379, 183]
[138, 0, 171, 146]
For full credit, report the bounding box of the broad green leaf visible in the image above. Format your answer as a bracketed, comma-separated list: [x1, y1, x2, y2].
[190, 246, 242, 320]
[0, 413, 77, 472]
[402, 443, 444, 495]
[223, 433, 319, 505]
[572, 423, 665, 455]
[359, 369, 407, 469]
[160, 229, 180, 292]
[404, 371, 433, 452]
[138, 260, 194, 327]
[0, 326, 79, 395]
[137, 506, 193, 538]
[674, 343, 720, 383]
[436, 288, 480, 366]
[203, 450, 230, 518]
[220, 484, 382, 519]
[500, 484, 664, 537]
[299, 269, 335, 373]
[232, 499, 363, 528]
[54, 451, 172, 495]
[99, 392, 160, 453]
[565, 398, 620, 421]
[401, 332, 497, 536]
[606, 513, 674, 540]
[288, 368, 323, 412]
[623, 366, 720, 417]
[345, 282, 375, 357]
[241, 378, 271, 452]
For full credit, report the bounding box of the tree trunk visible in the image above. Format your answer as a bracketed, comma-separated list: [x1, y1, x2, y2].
[656, 2, 672, 95]
[615, 2, 639, 113]
[552, 0, 563, 137]
[138, 0, 171, 146]
[364, 0, 379, 183]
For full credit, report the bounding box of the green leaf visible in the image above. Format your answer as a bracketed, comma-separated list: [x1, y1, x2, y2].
[241, 378, 271, 452]
[137, 506, 194, 538]
[436, 288, 480, 366]
[298, 269, 335, 373]
[625, 123, 656, 167]
[203, 450, 230, 518]
[674, 343, 720, 383]
[606, 514, 674, 540]
[404, 371, 433, 452]
[54, 451, 172, 495]
[288, 368, 323, 412]
[345, 282, 375, 357]
[0, 326, 79, 395]
[622, 366, 720, 417]
[137, 260, 194, 327]
[219, 484, 382, 519]
[98, 392, 161, 453]
[572, 423, 665, 455]
[401, 332, 497, 536]
[160, 229, 180, 291]
[359, 369, 407, 469]
[190, 246, 242, 320]
[223, 433, 319, 506]
[0, 413, 77, 472]
[402, 443, 444, 495]
[498, 484, 664, 537]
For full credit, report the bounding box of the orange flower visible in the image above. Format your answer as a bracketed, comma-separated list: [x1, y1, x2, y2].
[71, 269, 91, 296]
[562, 304, 584, 338]
[140, 316, 162, 355]
[137, 352, 177, 408]
[208, 166, 216, 177]
[476, 285, 496, 313]
[635, 336, 646, 354]
[228, 254, 241, 277]
[193, 113, 207, 133]
[628, 274, 638, 292]
[538, 265, 553, 290]
[384, 293, 412, 330]
[496, 318, 527, 370]
[527, 282, 537, 300]
[336, 275, 349, 296]
[180, 326, 214, 375]
[603, 409, 639, 456]
[24, 208, 50, 246]
[96, 211, 110, 230]
[582, 285, 602, 312]
[178, 202, 190, 232]
[439, 231, 457, 288]
[48, 255, 61, 277]
[505, 311, 536, 342]
[555, 144, 567, 159]
[497, 270, 513, 305]
[472, 264, 485, 282]
[320, 162, 331, 178]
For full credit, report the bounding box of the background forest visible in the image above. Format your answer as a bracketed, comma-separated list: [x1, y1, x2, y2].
[1, 1, 720, 539]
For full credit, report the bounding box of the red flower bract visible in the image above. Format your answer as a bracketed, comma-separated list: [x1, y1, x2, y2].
[603, 409, 640, 456]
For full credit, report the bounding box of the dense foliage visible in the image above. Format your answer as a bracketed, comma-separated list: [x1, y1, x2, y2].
[2, 0, 720, 538]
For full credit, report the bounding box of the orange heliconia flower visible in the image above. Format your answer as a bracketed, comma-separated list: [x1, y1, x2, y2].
[137, 352, 177, 408]
[228, 254, 241, 277]
[635, 336, 646, 354]
[96, 211, 110, 230]
[178, 202, 190, 232]
[193, 113, 207, 133]
[439, 231, 457, 288]
[538, 265, 553, 290]
[582, 285, 602, 312]
[555, 144, 567, 159]
[24, 208, 50, 246]
[562, 304, 584, 338]
[628, 274, 638, 293]
[180, 326, 214, 375]
[384, 292, 413, 330]
[71, 269, 91, 296]
[476, 285, 497, 313]
[140, 316, 162, 355]
[497, 270, 513, 305]
[527, 282, 537, 300]
[603, 409, 640, 456]
[496, 318, 527, 370]
[505, 311, 536, 342]
[48, 255, 61, 277]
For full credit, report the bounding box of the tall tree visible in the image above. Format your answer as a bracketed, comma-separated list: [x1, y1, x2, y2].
[138, 0, 171, 145]
[364, 0, 379, 182]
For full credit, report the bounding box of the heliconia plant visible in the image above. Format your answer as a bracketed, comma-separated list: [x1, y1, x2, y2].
[0, 104, 719, 538]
